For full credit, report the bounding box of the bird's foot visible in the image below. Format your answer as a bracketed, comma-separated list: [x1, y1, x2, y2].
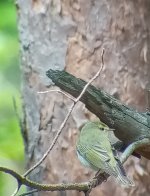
[89, 177, 98, 188]
[89, 171, 108, 188]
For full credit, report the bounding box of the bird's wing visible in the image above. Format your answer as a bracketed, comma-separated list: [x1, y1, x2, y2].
[84, 142, 117, 176]
[90, 143, 111, 162]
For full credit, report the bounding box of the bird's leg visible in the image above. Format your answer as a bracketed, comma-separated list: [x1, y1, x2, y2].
[120, 138, 150, 163]
[89, 170, 108, 188]
[89, 170, 101, 187]
[95, 170, 102, 178]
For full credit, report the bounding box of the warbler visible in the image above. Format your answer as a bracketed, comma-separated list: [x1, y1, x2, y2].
[76, 121, 134, 187]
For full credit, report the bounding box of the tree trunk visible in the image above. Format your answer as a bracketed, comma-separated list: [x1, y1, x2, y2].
[16, 0, 150, 196]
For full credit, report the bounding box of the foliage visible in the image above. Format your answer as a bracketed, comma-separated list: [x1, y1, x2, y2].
[0, 1, 24, 195]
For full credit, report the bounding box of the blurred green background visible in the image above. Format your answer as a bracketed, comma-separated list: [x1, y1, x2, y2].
[0, 1, 24, 195]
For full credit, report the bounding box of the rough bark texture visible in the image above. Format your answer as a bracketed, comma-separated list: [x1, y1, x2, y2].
[46, 69, 150, 159]
[16, 0, 150, 196]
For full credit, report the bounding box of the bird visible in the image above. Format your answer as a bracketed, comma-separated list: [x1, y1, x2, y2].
[76, 121, 134, 187]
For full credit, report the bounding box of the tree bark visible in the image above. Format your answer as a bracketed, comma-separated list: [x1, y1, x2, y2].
[16, 0, 150, 196]
[46, 69, 150, 159]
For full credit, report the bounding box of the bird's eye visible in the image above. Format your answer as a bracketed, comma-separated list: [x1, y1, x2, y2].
[101, 127, 104, 131]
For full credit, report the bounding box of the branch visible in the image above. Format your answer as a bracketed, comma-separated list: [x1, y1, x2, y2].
[1, 139, 147, 196]
[46, 70, 150, 160]
[120, 138, 150, 163]
[6, 48, 149, 195]
[8, 49, 105, 196]
[2, 140, 147, 195]
[0, 166, 90, 192]
[38, 89, 75, 102]
[23, 49, 104, 177]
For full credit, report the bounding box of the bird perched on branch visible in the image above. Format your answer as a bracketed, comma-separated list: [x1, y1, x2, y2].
[76, 121, 134, 187]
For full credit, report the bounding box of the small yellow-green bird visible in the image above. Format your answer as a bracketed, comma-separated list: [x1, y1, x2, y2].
[76, 121, 134, 187]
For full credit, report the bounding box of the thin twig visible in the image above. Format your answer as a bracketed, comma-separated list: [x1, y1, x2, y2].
[38, 89, 75, 101]
[74, 48, 104, 103]
[23, 102, 75, 177]
[23, 48, 105, 177]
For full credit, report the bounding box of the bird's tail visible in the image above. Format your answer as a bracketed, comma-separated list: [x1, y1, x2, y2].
[116, 173, 135, 187]
[115, 161, 135, 187]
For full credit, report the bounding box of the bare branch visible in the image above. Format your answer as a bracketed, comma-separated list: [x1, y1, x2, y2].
[0, 166, 90, 193]
[38, 89, 75, 101]
[120, 138, 150, 163]
[23, 49, 105, 177]
[23, 102, 76, 177]
[74, 48, 104, 103]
